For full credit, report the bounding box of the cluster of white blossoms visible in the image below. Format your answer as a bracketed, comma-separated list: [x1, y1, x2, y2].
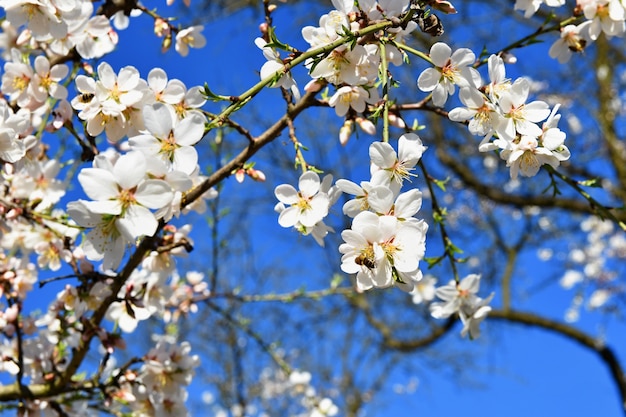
[514, 0, 626, 63]
[559, 216, 626, 322]
[201, 367, 338, 417]
[275, 134, 429, 293]
[122, 338, 200, 416]
[338, 134, 429, 292]
[19, 336, 202, 416]
[0, 0, 117, 60]
[0, 0, 622, 412]
[66, 63, 218, 270]
[296, 0, 422, 139]
[270, 2, 493, 337]
[0, 0, 207, 60]
[259, 368, 338, 417]
[443, 53, 571, 179]
[71, 62, 207, 142]
[1, 263, 207, 415]
[0, 0, 214, 410]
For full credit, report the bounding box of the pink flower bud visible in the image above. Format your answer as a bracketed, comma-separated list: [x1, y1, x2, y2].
[235, 169, 245, 183]
[82, 62, 94, 75]
[430, 0, 457, 14]
[108, 28, 119, 45]
[6, 208, 21, 220]
[247, 168, 266, 182]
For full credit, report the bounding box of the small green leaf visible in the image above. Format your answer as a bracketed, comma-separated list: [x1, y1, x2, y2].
[202, 83, 229, 102]
[424, 256, 443, 268]
[265, 26, 292, 51]
[433, 177, 450, 192]
[433, 207, 448, 223]
[578, 178, 602, 187]
[330, 274, 344, 289]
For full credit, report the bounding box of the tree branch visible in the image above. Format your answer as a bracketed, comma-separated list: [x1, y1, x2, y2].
[489, 309, 626, 415]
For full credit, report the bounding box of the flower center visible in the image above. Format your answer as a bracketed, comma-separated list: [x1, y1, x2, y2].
[160, 132, 179, 161]
[109, 84, 122, 102]
[12, 74, 30, 92]
[296, 193, 312, 212]
[389, 160, 413, 183]
[506, 104, 525, 122]
[520, 151, 540, 170]
[380, 238, 398, 260]
[40, 74, 53, 90]
[440, 60, 458, 82]
[118, 187, 137, 210]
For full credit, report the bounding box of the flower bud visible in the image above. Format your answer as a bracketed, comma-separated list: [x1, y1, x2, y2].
[161, 34, 172, 53]
[235, 168, 245, 183]
[16, 28, 31, 46]
[155, 18, 170, 37]
[304, 79, 324, 93]
[339, 119, 354, 146]
[355, 116, 376, 135]
[501, 51, 517, 64]
[387, 113, 406, 129]
[259, 22, 269, 36]
[108, 28, 119, 45]
[247, 168, 266, 182]
[82, 62, 94, 75]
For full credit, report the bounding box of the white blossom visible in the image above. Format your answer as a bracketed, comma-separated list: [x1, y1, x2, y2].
[175, 25, 206, 57]
[417, 42, 480, 107]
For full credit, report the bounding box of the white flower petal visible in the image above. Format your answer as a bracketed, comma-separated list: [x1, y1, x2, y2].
[274, 184, 299, 205]
[143, 103, 174, 138]
[417, 68, 441, 92]
[369, 141, 396, 169]
[78, 168, 119, 201]
[298, 171, 321, 197]
[135, 180, 174, 209]
[429, 42, 452, 67]
[116, 205, 158, 238]
[113, 152, 147, 190]
[174, 114, 205, 146]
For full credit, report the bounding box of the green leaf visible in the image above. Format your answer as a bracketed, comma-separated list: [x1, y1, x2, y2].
[330, 274, 344, 289]
[578, 177, 602, 187]
[433, 207, 448, 223]
[433, 177, 450, 192]
[424, 256, 443, 268]
[202, 83, 229, 102]
[445, 238, 464, 255]
[265, 26, 292, 51]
